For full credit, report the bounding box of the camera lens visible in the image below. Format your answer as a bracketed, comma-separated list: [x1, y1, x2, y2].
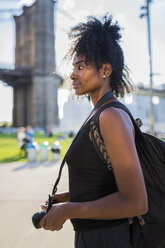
[32, 210, 46, 229]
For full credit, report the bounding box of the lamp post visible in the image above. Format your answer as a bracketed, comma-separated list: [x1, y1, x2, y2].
[140, 0, 154, 134]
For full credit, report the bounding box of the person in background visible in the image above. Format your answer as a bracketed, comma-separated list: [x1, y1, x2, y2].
[40, 14, 148, 248]
[17, 127, 27, 156]
[26, 125, 34, 145]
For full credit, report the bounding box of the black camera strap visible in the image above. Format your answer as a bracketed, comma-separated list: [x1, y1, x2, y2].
[51, 91, 114, 195]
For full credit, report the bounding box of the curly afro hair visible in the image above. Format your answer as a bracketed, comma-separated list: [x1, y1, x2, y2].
[66, 14, 133, 97]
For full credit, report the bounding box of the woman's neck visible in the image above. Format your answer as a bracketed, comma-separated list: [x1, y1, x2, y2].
[90, 88, 112, 107]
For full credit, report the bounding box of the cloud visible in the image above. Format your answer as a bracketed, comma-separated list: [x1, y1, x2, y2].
[19, 0, 35, 6]
[62, 0, 75, 10]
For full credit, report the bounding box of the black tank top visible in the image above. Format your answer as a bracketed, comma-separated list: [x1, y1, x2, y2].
[66, 115, 127, 231]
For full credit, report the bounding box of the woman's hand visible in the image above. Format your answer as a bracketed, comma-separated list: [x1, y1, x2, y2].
[43, 192, 69, 205]
[40, 202, 68, 231]
[52, 192, 69, 203]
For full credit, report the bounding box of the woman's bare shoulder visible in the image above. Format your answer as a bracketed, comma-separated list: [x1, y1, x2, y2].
[99, 106, 134, 135]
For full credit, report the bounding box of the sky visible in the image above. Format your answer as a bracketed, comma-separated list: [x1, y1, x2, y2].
[0, 0, 165, 122]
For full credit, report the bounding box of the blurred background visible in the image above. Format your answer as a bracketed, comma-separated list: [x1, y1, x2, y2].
[0, 1, 165, 248]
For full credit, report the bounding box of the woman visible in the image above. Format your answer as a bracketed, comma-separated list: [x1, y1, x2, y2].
[40, 14, 148, 247]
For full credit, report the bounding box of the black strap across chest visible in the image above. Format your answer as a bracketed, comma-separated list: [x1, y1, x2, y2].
[51, 91, 115, 195]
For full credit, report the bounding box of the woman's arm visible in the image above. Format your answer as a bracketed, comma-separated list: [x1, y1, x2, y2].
[40, 107, 148, 230]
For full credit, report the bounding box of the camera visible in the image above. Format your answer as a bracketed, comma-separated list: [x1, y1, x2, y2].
[32, 195, 57, 229]
[32, 210, 47, 229]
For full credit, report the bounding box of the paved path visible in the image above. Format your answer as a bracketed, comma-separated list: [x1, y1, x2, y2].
[0, 160, 74, 248]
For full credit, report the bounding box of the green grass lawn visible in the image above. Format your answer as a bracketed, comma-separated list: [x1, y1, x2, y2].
[0, 133, 73, 163]
[1, 132, 164, 164]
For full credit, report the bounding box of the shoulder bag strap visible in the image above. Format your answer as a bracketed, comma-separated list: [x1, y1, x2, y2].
[89, 101, 143, 170]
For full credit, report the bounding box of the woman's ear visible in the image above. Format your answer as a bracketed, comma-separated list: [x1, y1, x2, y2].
[102, 64, 112, 78]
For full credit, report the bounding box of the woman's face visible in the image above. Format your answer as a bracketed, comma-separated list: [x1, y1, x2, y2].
[70, 54, 105, 96]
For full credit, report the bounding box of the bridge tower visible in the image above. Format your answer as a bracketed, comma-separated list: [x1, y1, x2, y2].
[0, 0, 62, 127]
